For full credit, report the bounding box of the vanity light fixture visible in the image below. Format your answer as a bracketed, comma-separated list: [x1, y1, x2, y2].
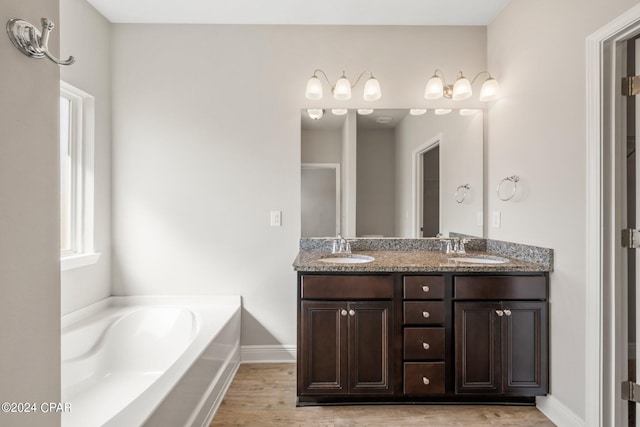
[424, 69, 500, 102]
[409, 108, 427, 116]
[434, 108, 452, 115]
[331, 108, 348, 116]
[307, 109, 324, 120]
[357, 109, 374, 115]
[305, 69, 382, 101]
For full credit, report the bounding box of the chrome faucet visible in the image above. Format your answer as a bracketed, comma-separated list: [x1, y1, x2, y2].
[441, 238, 469, 255]
[331, 234, 352, 254]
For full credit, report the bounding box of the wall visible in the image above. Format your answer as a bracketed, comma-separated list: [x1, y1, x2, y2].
[0, 1, 61, 426]
[395, 111, 483, 237]
[111, 25, 486, 347]
[59, 0, 112, 314]
[301, 129, 342, 164]
[487, 0, 639, 422]
[357, 129, 395, 237]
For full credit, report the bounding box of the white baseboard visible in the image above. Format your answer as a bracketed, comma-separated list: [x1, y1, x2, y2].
[536, 395, 584, 427]
[240, 345, 296, 363]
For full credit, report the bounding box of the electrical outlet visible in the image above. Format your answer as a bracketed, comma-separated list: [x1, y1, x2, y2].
[270, 210, 282, 227]
[492, 211, 501, 228]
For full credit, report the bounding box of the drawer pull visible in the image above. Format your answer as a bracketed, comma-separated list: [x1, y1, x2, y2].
[340, 309, 348, 316]
[504, 309, 512, 316]
[422, 285, 430, 293]
[422, 311, 430, 318]
[422, 342, 430, 350]
[422, 377, 430, 385]
[348, 309, 356, 317]
[496, 309, 504, 317]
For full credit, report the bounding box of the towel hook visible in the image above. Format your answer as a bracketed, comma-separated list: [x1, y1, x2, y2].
[455, 184, 470, 204]
[497, 175, 519, 201]
[7, 18, 75, 66]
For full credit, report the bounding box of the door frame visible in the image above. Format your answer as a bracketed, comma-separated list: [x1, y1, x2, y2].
[301, 163, 341, 236]
[412, 134, 441, 238]
[586, 4, 640, 426]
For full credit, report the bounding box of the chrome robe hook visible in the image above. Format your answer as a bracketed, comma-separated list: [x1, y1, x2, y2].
[6, 18, 75, 66]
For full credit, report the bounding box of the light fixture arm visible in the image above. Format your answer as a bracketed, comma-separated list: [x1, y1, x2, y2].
[470, 71, 493, 85]
[351, 70, 374, 88]
[312, 69, 333, 87]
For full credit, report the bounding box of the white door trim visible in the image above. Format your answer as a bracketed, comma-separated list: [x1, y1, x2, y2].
[412, 134, 441, 238]
[586, 4, 640, 426]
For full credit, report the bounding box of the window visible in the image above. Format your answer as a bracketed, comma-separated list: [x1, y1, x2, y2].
[60, 81, 100, 270]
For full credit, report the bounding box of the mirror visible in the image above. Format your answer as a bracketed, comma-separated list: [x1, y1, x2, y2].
[301, 109, 483, 238]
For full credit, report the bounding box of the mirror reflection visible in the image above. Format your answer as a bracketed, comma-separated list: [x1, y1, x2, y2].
[301, 109, 484, 238]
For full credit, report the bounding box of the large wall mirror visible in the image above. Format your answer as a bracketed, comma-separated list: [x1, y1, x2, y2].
[301, 109, 484, 238]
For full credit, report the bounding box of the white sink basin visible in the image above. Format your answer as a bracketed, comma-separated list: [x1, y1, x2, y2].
[319, 254, 375, 264]
[448, 255, 510, 265]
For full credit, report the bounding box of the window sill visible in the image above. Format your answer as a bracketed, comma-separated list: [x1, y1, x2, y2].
[61, 253, 101, 271]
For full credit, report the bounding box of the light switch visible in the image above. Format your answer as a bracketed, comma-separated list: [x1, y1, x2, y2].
[270, 210, 282, 227]
[492, 211, 501, 228]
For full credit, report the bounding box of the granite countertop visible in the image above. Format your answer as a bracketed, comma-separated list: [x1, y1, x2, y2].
[292, 250, 551, 273]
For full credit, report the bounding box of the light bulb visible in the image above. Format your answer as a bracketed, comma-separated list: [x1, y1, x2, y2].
[435, 108, 452, 115]
[409, 109, 427, 116]
[307, 109, 324, 120]
[459, 109, 480, 116]
[331, 109, 348, 116]
[363, 76, 382, 101]
[479, 77, 500, 102]
[305, 75, 323, 100]
[357, 109, 374, 115]
[333, 73, 352, 100]
[452, 74, 472, 101]
[424, 75, 444, 100]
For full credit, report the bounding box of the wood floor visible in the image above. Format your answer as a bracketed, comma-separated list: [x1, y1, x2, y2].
[210, 364, 555, 426]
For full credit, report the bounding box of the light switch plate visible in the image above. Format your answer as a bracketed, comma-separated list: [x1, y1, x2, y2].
[492, 211, 501, 228]
[270, 210, 282, 227]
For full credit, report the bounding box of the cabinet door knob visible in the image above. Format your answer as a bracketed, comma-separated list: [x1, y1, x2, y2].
[340, 309, 348, 316]
[422, 377, 430, 385]
[422, 342, 430, 350]
[422, 285, 430, 293]
[504, 309, 512, 316]
[495, 309, 504, 317]
[348, 309, 356, 316]
[422, 311, 430, 318]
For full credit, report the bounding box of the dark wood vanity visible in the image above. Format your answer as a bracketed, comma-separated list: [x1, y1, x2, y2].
[296, 271, 549, 405]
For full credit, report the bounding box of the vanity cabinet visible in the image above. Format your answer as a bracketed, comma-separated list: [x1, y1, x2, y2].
[453, 276, 548, 396]
[297, 275, 394, 397]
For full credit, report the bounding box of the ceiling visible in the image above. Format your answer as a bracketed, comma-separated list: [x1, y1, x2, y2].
[86, 0, 512, 25]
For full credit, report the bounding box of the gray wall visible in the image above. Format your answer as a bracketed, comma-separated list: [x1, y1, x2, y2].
[0, 1, 61, 426]
[110, 25, 487, 346]
[60, 0, 112, 315]
[488, 0, 639, 420]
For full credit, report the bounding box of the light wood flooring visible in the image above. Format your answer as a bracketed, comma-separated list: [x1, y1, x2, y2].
[210, 364, 555, 426]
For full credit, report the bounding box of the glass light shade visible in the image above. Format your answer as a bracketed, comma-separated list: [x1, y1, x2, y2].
[307, 109, 324, 120]
[479, 77, 500, 102]
[452, 76, 472, 101]
[424, 76, 444, 100]
[333, 76, 352, 100]
[363, 77, 382, 101]
[409, 108, 427, 116]
[331, 108, 348, 116]
[459, 109, 480, 116]
[357, 109, 374, 115]
[435, 108, 452, 115]
[305, 76, 323, 100]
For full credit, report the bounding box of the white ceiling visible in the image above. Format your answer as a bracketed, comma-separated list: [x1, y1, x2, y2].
[86, 0, 512, 25]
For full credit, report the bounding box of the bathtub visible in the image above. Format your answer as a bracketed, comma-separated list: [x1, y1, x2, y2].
[61, 296, 241, 427]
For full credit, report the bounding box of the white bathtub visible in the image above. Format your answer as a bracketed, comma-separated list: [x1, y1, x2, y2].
[61, 296, 241, 427]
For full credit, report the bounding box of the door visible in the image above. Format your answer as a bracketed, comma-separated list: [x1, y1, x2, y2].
[349, 301, 393, 394]
[502, 302, 548, 395]
[301, 164, 340, 237]
[298, 301, 348, 395]
[421, 146, 440, 237]
[454, 302, 501, 394]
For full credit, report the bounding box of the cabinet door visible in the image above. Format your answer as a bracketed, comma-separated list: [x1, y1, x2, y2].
[298, 301, 348, 395]
[454, 302, 501, 394]
[348, 301, 393, 395]
[502, 301, 548, 395]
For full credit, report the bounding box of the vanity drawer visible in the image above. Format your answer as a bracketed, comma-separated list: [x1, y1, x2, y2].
[300, 275, 393, 300]
[454, 276, 547, 300]
[403, 276, 445, 299]
[404, 328, 445, 360]
[404, 362, 445, 395]
[403, 302, 445, 325]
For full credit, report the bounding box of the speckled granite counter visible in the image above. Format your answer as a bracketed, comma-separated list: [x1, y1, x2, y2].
[293, 238, 553, 273]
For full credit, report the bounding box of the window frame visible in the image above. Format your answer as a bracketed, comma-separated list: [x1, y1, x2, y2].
[60, 81, 100, 271]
